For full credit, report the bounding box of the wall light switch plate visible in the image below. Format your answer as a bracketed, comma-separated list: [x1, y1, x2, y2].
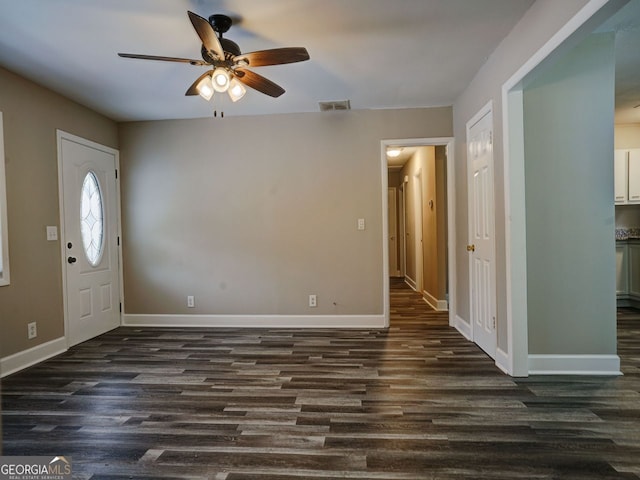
[46, 226, 58, 241]
[357, 218, 365, 230]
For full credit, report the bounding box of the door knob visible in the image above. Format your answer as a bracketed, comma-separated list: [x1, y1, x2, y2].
[466, 244, 475, 252]
[67, 256, 77, 264]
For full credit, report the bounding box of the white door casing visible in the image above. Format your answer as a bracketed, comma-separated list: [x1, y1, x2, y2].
[58, 131, 121, 347]
[467, 107, 497, 358]
[381, 137, 456, 330]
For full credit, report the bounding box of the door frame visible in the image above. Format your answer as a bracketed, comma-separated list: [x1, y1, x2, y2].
[56, 130, 124, 347]
[381, 137, 456, 329]
[466, 101, 497, 358]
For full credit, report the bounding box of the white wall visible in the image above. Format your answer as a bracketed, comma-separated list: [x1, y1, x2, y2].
[523, 32, 617, 355]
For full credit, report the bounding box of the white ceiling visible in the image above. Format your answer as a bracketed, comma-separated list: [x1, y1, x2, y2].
[0, 0, 535, 122]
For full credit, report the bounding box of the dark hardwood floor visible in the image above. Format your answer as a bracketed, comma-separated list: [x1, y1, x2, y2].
[2, 279, 640, 479]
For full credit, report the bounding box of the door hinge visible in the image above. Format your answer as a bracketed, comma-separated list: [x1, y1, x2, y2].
[493, 316, 496, 329]
[115, 169, 118, 179]
[117, 236, 120, 246]
[119, 302, 122, 313]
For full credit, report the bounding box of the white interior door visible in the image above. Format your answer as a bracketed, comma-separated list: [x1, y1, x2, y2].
[58, 132, 121, 347]
[467, 109, 497, 357]
[388, 187, 399, 276]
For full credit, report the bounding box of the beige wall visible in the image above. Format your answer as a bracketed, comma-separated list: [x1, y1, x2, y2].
[0, 66, 118, 358]
[435, 145, 448, 300]
[118, 108, 452, 317]
[615, 123, 640, 149]
[399, 146, 447, 305]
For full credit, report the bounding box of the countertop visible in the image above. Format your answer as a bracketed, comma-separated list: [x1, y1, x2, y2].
[616, 228, 640, 240]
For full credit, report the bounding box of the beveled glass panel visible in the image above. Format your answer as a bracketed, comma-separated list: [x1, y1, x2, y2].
[80, 171, 104, 266]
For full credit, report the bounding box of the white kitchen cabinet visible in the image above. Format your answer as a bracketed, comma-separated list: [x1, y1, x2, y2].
[628, 149, 640, 203]
[629, 242, 640, 298]
[616, 243, 629, 295]
[615, 149, 640, 204]
[618, 240, 640, 308]
[615, 150, 628, 204]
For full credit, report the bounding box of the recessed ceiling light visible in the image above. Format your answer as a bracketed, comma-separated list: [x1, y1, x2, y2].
[387, 148, 402, 158]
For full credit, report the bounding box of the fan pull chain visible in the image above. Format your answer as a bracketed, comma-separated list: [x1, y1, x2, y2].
[212, 99, 224, 118]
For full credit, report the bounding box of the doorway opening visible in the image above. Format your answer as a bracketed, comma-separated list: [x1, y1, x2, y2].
[381, 138, 455, 329]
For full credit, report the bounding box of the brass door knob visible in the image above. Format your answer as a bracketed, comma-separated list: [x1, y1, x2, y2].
[466, 244, 475, 252]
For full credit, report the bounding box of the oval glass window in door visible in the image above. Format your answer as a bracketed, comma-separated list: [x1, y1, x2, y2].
[80, 171, 104, 266]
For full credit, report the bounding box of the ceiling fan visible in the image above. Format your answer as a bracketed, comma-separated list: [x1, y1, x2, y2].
[118, 11, 310, 102]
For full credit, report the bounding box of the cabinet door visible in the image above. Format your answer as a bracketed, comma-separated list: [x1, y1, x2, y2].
[628, 149, 640, 203]
[616, 244, 629, 296]
[629, 243, 640, 298]
[615, 150, 628, 204]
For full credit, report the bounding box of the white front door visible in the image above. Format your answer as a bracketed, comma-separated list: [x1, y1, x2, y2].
[467, 108, 497, 357]
[388, 187, 399, 276]
[58, 132, 121, 347]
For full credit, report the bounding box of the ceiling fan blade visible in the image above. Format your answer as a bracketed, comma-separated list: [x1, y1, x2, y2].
[185, 70, 213, 96]
[235, 47, 310, 67]
[188, 11, 225, 60]
[234, 68, 285, 98]
[118, 53, 207, 66]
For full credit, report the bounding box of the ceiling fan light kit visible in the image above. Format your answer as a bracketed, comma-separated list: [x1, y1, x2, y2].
[228, 78, 246, 102]
[118, 11, 310, 113]
[196, 75, 214, 100]
[212, 67, 231, 92]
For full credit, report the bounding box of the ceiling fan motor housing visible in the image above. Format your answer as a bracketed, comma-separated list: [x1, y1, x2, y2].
[209, 14, 232, 34]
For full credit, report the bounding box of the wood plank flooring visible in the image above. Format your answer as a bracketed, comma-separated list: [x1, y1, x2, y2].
[2, 279, 640, 479]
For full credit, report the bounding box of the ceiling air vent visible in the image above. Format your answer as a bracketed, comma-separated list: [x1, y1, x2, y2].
[319, 100, 351, 112]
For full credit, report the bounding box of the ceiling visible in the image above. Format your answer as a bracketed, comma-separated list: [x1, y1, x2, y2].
[0, 0, 535, 122]
[1, 1, 638, 124]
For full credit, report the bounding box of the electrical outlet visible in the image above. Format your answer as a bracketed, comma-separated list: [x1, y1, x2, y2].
[28, 322, 37, 339]
[187, 295, 195, 308]
[309, 294, 317, 308]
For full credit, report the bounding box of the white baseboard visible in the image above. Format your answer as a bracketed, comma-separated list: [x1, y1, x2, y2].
[0, 337, 67, 378]
[123, 314, 387, 329]
[422, 290, 448, 311]
[495, 347, 510, 375]
[454, 314, 472, 340]
[528, 354, 622, 376]
[405, 276, 417, 291]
